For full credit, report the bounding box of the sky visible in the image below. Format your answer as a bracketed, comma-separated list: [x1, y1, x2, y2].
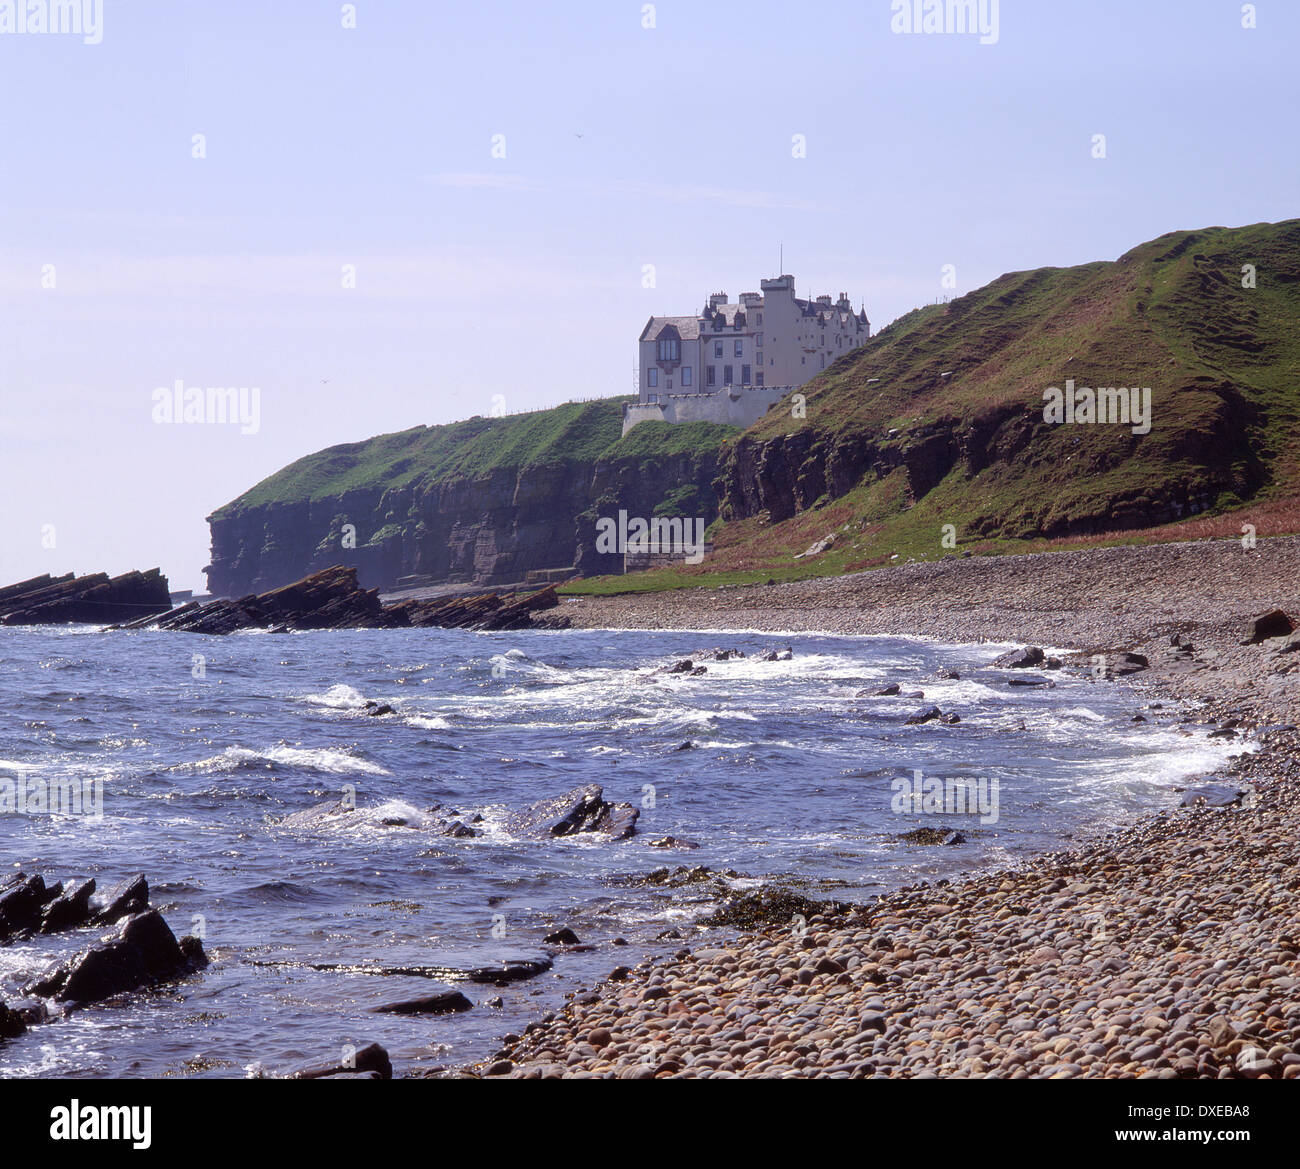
[1, 0, 1296, 592]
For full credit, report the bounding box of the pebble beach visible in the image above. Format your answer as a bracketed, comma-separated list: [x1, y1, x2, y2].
[477, 536, 1300, 1078]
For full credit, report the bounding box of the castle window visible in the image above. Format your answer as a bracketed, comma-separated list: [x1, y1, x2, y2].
[724, 365, 733, 385]
[756, 371, 764, 386]
[714, 341, 723, 358]
[656, 337, 680, 362]
[734, 340, 743, 357]
[707, 365, 716, 387]
[757, 314, 763, 326]
[647, 368, 658, 388]
[681, 366, 692, 387]
[742, 365, 751, 385]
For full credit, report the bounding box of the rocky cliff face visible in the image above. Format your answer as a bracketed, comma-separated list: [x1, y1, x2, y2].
[205, 414, 732, 596]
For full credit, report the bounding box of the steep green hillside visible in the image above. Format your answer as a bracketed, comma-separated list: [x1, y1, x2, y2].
[706, 219, 1300, 575]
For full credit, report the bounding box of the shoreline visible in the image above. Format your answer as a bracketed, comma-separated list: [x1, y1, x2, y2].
[472, 537, 1300, 1078]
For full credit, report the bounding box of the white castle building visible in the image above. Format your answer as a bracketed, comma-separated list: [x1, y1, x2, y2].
[625, 274, 870, 435]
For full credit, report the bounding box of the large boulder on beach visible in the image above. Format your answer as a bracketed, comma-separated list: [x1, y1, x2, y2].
[503, 784, 639, 840]
[1243, 609, 1294, 644]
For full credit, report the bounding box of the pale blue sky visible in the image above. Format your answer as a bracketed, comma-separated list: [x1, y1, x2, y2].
[1, 0, 1296, 591]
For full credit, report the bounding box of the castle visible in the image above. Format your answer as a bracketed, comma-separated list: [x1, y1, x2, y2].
[624, 274, 870, 435]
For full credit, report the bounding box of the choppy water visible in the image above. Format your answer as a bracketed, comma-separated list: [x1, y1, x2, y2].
[0, 624, 1240, 1078]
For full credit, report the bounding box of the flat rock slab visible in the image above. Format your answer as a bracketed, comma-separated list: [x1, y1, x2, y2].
[372, 991, 473, 1015]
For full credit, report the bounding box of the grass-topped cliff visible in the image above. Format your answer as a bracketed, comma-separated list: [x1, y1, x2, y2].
[568, 219, 1300, 593]
[213, 398, 634, 519]
[205, 398, 738, 594]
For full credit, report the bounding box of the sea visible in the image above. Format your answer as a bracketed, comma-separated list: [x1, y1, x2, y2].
[0, 623, 1242, 1077]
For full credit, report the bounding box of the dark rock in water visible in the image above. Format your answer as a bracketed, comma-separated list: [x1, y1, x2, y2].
[466, 958, 552, 985]
[900, 827, 965, 845]
[544, 927, 581, 946]
[26, 910, 208, 1004]
[1180, 784, 1244, 808]
[372, 991, 473, 1016]
[1045, 657, 1063, 670]
[902, 690, 926, 700]
[442, 820, 477, 838]
[291, 1042, 393, 1080]
[991, 646, 1045, 669]
[674, 740, 695, 751]
[91, 873, 149, 925]
[140, 565, 389, 635]
[1008, 676, 1053, 688]
[648, 836, 701, 850]
[666, 659, 694, 674]
[867, 683, 901, 697]
[713, 648, 745, 661]
[1132, 714, 1147, 723]
[940, 712, 961, 724]
[690, 666, 708, 676]
[905, 706, 943, 726]
[0, 873, 59, 941]
[1243, 609, 1294, 645]
[389, 586, 558, 632]
[0, 1000, 27, 1040]
[935, 668, 961, 680]
[503, 784, 639, 841]
[366, 703, 395, 717]
[759, 648, 794, 662]
[41, 878, 97, 934]
[473, 587, 559, 632]
[117, 568, 555, 636]
[0, 569, 172, 627]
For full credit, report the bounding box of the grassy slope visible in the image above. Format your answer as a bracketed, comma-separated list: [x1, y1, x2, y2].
[210, 398, 738, 520]
[566, 219, 1300, 594]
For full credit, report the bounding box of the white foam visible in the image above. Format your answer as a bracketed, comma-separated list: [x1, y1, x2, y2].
[407, 715, 451, 731]
[303, 684, 369, 711]
[183, 745, 391, 776]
